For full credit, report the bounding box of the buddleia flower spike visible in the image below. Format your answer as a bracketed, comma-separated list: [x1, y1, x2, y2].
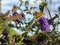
[38, 17, 50, 32]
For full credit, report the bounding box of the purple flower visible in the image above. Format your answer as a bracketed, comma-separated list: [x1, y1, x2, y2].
[12, 12, 18, 15]
[38, 17, 50, 32]
[17, 13, 24, 21]
[2, 29, 8, 36]
[0, 38, 5, 45]
[17, 16, 24, 21]
[43, 39, 48, 44]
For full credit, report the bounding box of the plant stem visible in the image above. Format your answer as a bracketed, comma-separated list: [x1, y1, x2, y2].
[46, 6, 51, 19]
[41, 0, 51, 19]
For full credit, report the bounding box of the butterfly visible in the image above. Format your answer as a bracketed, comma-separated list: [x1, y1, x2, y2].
[8, 14, 22, 21]
[34, 12, 44, 19]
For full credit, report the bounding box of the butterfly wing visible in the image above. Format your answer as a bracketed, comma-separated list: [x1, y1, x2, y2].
[8, 14, 21, 21]
[34, 12, 44, 18]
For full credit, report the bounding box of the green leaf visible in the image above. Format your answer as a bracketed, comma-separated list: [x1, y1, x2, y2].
[39, 2, 47, 12]
[30, 7, 36, 10]
[27, 11, 31, 14]
[20, 2, 23, 7]
[58, 7, 60, 11]
[19, 0, 23, 7]
[39, 5, 44, 12]
[25, 1, 29, 6]
[49, 14, 59, 25]
[57, 22, 60, 25]
[58, 7, 60, 14]
[23, 6, 28, 11]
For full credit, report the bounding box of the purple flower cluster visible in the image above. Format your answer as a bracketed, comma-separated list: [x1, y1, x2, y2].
[18, 16, 24, 21]
[12, 12, 18, 15]
[38, 17, 50, 32]
[2, 29, 8, 36]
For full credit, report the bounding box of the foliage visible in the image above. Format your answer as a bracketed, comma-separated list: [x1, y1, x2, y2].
[0, 0, 60, 45]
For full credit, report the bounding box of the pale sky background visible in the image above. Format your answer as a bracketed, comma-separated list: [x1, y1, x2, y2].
[1, 0, 60, 34]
